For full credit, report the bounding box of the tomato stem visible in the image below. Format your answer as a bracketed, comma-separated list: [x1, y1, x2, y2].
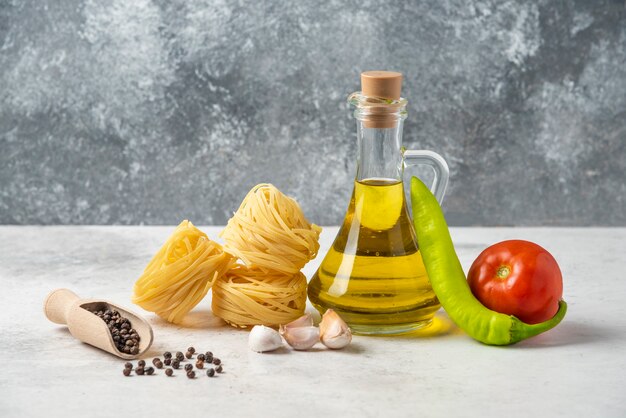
[496, 265, 511, 279]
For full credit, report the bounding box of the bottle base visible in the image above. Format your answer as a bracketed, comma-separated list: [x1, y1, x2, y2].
[350, 319, 434, 336]
[312, 302, 440, 336]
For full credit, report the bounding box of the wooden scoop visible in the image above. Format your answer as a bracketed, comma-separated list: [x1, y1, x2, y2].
[44, 288, 154, 359]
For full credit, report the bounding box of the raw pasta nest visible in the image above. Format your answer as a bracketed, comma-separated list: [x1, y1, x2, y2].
[211, 265, 308, 328]
[220, 183, 322, 275]
[132, 220, 233, 324]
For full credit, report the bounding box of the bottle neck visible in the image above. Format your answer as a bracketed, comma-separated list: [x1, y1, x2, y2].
[348, 91, 408, 184]
[356, 119, 404, 183]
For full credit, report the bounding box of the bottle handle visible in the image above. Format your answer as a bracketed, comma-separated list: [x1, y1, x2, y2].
[403, 149, 449, 203]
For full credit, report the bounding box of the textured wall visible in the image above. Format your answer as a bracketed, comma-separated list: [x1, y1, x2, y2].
[1, 0, 625, 226]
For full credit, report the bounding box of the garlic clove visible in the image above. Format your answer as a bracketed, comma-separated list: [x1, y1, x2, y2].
[278, 313, 317, 350]
[249, 325, 283, 353]
[283, 313, 314, 329]
[280, 325, 320, 350]
[319, 309, 352, 349]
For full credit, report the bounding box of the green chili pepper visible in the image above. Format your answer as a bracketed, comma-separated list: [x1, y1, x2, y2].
[410, 177, 567, 345]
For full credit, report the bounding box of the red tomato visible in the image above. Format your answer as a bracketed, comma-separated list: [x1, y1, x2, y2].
[467, 240, 563, 324]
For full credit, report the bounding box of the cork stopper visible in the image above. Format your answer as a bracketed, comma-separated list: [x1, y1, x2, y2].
[361, 71, 403, 100]
[359, 71, 404, 128]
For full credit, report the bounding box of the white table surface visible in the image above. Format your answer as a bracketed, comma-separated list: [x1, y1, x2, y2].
[1, 226, 624, 418]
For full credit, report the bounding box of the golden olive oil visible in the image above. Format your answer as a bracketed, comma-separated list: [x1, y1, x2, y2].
[308, 178, 440, 334]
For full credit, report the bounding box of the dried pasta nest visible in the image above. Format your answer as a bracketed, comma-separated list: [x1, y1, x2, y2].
[211, 265, 308, 328]
[220, 183, 322, 275]
[132, 220, 233, 324]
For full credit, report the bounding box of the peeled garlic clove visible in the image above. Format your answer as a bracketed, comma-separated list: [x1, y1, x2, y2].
[319, 309, 352, 349]
[249, 325, 283, 353]
[280, 325, 319, 350]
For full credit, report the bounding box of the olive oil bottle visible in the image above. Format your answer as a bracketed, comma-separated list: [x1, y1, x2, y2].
[307, 71, 449, 334]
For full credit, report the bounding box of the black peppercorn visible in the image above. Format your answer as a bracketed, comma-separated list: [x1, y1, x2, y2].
[118, 347, 225, 379]
[90, 307, 141, 354]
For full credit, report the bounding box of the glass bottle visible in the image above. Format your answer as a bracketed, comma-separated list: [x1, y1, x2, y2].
[308, 71, 449, 335]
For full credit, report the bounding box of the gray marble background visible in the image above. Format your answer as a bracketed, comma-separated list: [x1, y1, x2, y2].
[1, 0, 624, 226]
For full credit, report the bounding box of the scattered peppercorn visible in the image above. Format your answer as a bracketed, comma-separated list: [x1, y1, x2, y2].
[120, 348, 223, 380]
